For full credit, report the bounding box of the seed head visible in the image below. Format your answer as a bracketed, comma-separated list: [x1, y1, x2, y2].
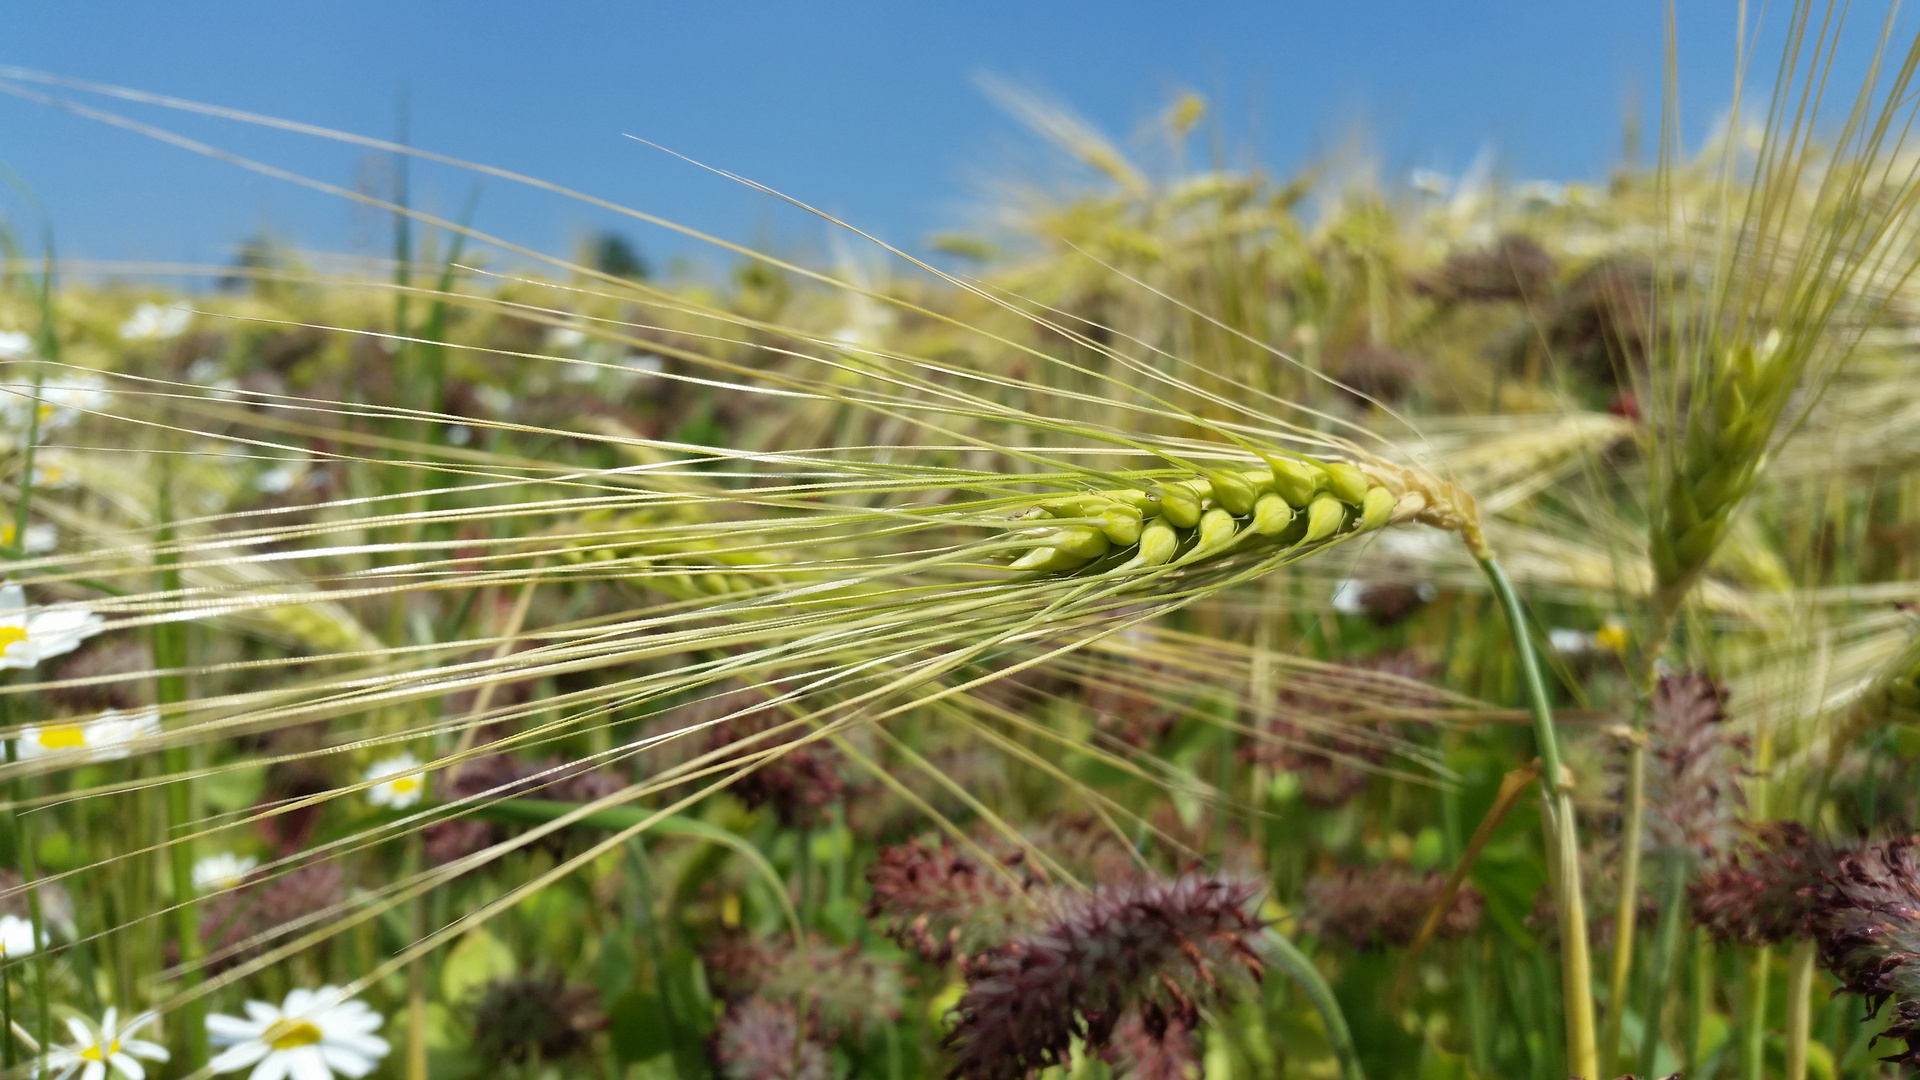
[1640, 671, 1748, 858]
[705, 718, 844, 829]
[703, 936, 902, 1035]
[1302, 864, 1483, 949]
[943, 874, 1265, 1080]
[464, 972, 604, 1063]
[866, 838, 1031, 965]
[1810, 836, 1920, 1065]
[1096, 1010, 1199, 1080]
[1690, 822, 1837, 945]
[712, 997, 829, 1080]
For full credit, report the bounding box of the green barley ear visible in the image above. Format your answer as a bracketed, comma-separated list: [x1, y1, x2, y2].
[1648, 332, 1784, 609]
[1001, 451, 1479, 581]
[1644, 9, 1920, 628]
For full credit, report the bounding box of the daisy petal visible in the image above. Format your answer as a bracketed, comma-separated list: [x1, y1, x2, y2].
[249, 1051, 291, 1080]
[209, 1042, 270, 1073]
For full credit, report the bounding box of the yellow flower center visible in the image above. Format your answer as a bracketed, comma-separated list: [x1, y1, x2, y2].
[79, 1039, 121, 1062]
[1593, 622, 1631, 656]
[0, 625, 27, 652]
[389, 775, 420, 794]
[36, 725, 88, 750]
[263, 1019, 323, 1050]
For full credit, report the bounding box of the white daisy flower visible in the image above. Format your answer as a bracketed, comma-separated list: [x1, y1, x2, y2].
[1548, 627, 1597, 657]
[363, 752, 427, 809]
[192, 852, 260, 892]
[46, 1007, 168, 1080]
[544, 325, 588, 351]
[0, 913, 45, 958]
[0, 585, 105, 670]
[1329, 578, 1368, 616]
[0, 522, 57, 554]
[118, 303, 191, 342]
[207, 986, 390, 1080]
[17, 708, 161, 763]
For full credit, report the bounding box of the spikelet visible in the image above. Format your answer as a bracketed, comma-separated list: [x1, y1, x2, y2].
[1650, 333, 1785, 599]
[1002, 450, 1474, 577]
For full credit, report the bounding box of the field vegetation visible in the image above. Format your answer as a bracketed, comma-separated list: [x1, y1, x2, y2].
[5, 8, 1920, 1078]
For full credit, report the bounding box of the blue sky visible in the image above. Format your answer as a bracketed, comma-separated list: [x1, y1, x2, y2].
[0, 2, 1871, 277]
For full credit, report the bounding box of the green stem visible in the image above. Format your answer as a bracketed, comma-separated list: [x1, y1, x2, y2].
[1743, 946, 1771, 1080]
[153, 453, 207, 1069]
[1784, 938, 1816, 1080]
[1477, 554, 1597, 1080]
[1261, 929, 1364, 1080]
[2, 693, 50, 1061]
[1637, 849, 1691, 1079]
[1690, 930, 1714, 1075]
[1440, 742, 1490, 1072]
[405, 833, 427, 1080]
[1601, 734, 1647, 1079]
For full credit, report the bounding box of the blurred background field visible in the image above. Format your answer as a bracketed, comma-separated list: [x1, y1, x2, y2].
[5, 7, 1920, 1080]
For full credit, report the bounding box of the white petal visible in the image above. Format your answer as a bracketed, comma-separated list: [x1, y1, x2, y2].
[320, 1047, 374, 1079]
[289, 1047, 332, 1080]
[282, 988, 317, 1016]
[209, 1014, 265, 1044]
[66, 1016, 95, 1044]
[83, 1061, 106, 1080]
[209, 1041, 270, 1073]
[122, 1012, 163, 1041]
[109, 1052, 146, 1080]
[329, 1032, 389, 1059]
[123, 1040, 168, 1061]
[250, 1051, 292, 1080]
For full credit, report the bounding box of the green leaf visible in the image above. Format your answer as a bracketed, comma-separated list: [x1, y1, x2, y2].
[606, 988, 674, 1063]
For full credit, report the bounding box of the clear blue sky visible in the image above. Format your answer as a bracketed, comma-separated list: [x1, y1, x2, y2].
[0, 2, 1880, 277]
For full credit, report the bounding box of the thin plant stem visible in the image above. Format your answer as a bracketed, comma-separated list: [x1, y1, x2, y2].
[0, 969, 11, 1074]
[1605, 600, 1679, 1077]
[1261, 928, 1364, 1080]
[154, 440, 207, 1069]
[1637, 849, 1691, 1080]
[406, 832, 427, 1080]
[1690, 930, 1714, 1075]
[1477, 553, 1597, 1080]
[1743, 946, 1771, 1080]
[1601, 725, 1646, 1079]
[1784, 938, 1816, 1080]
